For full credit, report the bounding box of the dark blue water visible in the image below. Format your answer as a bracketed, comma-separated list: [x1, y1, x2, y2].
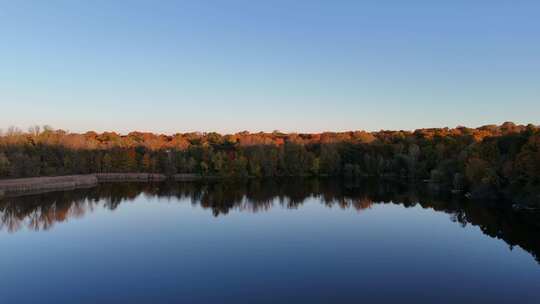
[0, 180, 539, 303]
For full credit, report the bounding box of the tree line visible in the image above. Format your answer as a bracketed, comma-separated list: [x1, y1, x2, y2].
[0, 122, 539, 201]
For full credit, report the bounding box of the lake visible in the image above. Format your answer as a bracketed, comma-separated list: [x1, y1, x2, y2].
[0, 179, 539, 304]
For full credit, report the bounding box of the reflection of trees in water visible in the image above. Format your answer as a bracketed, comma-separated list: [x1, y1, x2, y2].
[1, 178, 539, 263]
[0, 193, 98, 233]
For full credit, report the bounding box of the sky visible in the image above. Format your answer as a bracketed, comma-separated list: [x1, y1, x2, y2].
[1, 1, 539, 134]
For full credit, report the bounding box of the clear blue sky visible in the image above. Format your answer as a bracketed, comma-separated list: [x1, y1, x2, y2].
[1, 1, 539, 134]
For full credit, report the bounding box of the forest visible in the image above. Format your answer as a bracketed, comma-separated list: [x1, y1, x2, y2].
[0, 122, 539, 202]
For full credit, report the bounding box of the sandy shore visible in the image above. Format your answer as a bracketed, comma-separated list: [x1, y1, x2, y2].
[0, 173, 210, 197]
[0, 175, 99, 197]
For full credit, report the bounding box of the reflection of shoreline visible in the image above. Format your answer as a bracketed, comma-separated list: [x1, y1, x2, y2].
[1, 179, 539, 264]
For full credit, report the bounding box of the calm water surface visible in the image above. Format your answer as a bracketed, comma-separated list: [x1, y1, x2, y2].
[0, 179, 539, 304]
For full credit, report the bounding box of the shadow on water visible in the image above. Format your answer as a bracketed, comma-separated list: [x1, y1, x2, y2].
[1, 178, 539, 263]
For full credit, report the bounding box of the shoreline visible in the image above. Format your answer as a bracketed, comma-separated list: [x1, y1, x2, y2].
[0, 173, 209, 197]
[0, 173, 465, 198]
[1, 174, 537, 207]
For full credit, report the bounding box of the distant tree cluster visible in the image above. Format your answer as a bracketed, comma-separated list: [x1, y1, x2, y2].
[0, 122, 539, 201]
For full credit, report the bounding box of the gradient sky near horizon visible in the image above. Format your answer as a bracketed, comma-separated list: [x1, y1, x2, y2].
[1, 1, 539, 134]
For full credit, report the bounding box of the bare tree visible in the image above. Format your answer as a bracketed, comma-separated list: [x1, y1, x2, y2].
[28, 125, 41, 137]
[6, 126, 22, 136]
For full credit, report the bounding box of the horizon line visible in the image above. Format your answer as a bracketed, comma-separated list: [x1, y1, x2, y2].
[1, 121, 537, 137]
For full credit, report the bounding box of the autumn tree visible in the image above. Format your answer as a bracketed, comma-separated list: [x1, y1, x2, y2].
[0, 152, 10, 177]
[142, 152, 154, 172]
